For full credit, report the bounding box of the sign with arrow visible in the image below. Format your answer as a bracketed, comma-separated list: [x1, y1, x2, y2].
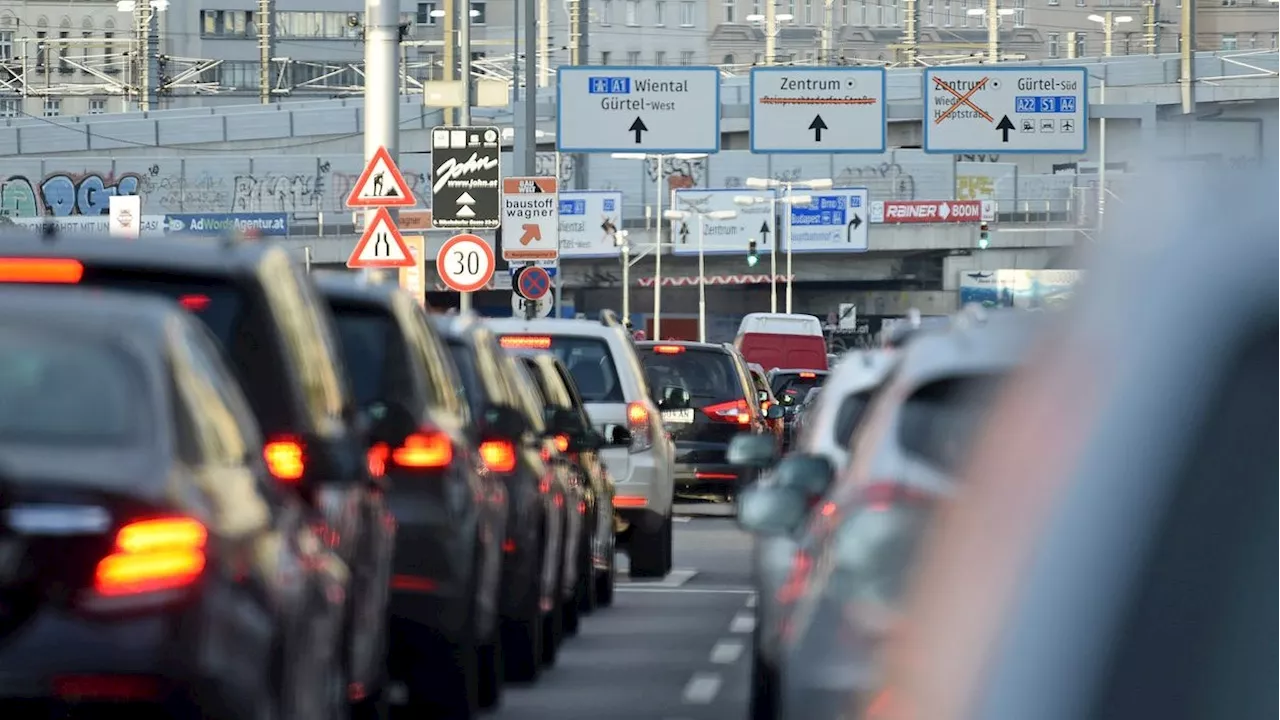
[555, 67, 721, 154]
[922, 67, 1087, 154]
[749, 67, 887, 154]
[430, 125, 501, 229]
[669, 188, 777, 257]
[500, 176, 559, 262]
[786, 188, 870, 253]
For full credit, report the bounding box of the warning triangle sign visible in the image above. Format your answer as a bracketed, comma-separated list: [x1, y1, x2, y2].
[347, 208, 415, 268]
[346, 146, 417, 208]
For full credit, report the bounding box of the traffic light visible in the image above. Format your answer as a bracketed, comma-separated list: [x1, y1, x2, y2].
[747, 239, 760, 266]
[977, 222, 991, 250]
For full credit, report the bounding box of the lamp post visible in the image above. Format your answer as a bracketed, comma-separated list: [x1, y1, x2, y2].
[966, 5, 1017, 64]
[745, 177, 830, 314]
[613, 229, 631, 320]
[665, 208, 738, 342]
[735, 193, 812, 313]
[745, 11, 794, 64]
[1086, 14, 1129, 233]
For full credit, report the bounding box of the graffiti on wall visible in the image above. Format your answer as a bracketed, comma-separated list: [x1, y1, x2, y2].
[835, 162, 916, 200]
[0, 172, 142, 217]
[645, 156, 705, 192]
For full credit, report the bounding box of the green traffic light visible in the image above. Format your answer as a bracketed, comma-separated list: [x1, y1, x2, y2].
[977, 236, 990, 250]
[747, 254, 760, 267]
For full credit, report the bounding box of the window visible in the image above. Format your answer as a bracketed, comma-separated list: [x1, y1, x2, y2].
[472, 2, 487, 24]
[407, 306, 463, 416]
[655, 50, 666, 64]
[925, 0, 935, 25]
[1013, 0, 1025, 26]
[887, 0, 899, 25]
[81, 31, 91, 61]
[628, 50, 641, 64]
[1048, 31, 1060, 58]
[42, 98, 60, 117]
[655, 0, 666, 23]
[35, 31, 46, 68]
[725, 0, 736, 22]
[1075, 0, 1084, 7]
[681, 50, 695, 64]
[1074, 33, 1085, 57]
[626, 0, 640, 24]
[898, 375, 1004, 475]
[416, 2, 437, 24]
[638, 348, 750, 406]
[842, 0, 852, 23]
[275, 11, 365, 38]
[89, 98, 107, 114]
[804, 0, 814, 23]
[601, 50, 612, 64]
[103, 32, 117, 73]
[723, 53, 736, 64]
[753, 0, 763, 14]
[0, 99, 18, 118]
[202, 10, 255, 37]
[1220, 34, 1237, 51]
[174, 325, 256, 467]
[943, 0, 953, 25]
[328, 307, 415, 410]
[0, 30, 12, 61]
[57, 31, 69, 73]
[681, 0, 696, 25]
[859, 0, 869, 24]
[601, 0, 612, 24]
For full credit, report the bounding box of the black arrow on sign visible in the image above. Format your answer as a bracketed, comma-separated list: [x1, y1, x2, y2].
[629, 117, 648, 144]
[808, 114, 828, 142]
[847, 214, 862, 242]
[996, 115, 1015, 143]
[759, 221, 771, 245]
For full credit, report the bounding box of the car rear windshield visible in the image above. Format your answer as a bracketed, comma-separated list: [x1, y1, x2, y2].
[897, 374, 1006, 475]
[637, 347, 745, 405]
[772, 372, 827, 402]
[76, 270, 244, 347]
[501, 336, 624, 404]
[833, 390, 875, 446]
[0, 326, 147, 446]
[328, 305, 413, 408]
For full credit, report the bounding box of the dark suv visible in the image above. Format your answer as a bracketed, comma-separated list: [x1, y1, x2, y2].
[314, 274, 507, 716]
[635, 341, 780, 501]
[0, 237, 397, 717]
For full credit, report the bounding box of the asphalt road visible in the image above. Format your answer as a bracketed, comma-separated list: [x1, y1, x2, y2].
[487, 504, 755, 720]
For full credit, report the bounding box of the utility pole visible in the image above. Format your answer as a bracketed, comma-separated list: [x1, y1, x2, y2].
[523, 0, 536, 173]
[1143, 2, 1158, 54]
[257, 0, 275, 104]
[1179, 0, 1195, 114]
[573, 0, 589, 188]
[765, 0, 777, 64]
[820, 0, 835, 64]
[985, 0, 999, 64]
[364, 0, 400, 265]
[136, 2, 161, 110]
[538, 0, 550, 87]
[1067, 31, 1078, 58]
[1103, 10, 1115, 56]
[901, 0, 919, 66]
[458, 0, 474, 313]
[443, 0, 455, 124]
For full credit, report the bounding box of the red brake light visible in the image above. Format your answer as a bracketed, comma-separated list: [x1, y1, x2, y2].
[393, 431, 453, 469]
[652, 344, 685, 354]
[703, 399, 752, 425]
[93, 517, 207, 597]
[264, 437, 306, 482]
[554, 433, 570, 453]
[799, 371, 817, 379]
[479, 439, 518, 473]
[626, 402, 652, 452]
[0, 258, 84, 284]
[177, 294, 211, 312]
[500, 335, 552, 350]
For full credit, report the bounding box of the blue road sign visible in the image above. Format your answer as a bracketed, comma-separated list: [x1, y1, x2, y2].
[786, 188, 870, 253]
[509, 265, 557, 278]
[164, 213, 289, 236]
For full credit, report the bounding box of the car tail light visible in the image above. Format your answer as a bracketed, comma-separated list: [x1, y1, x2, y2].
[703, 399, 752, 425]
[761, 400, 773, 413]
[479, 439, 517, 473]
[626, 402, 652, 452]
[392, 431, 454, 469]
[0, 258, 84, 284]
[93, 517, 208, 597]
[264, 437, 306, 482]
[177, 294, 211, 312]
[554, 433, 570, 453]
[799, 371, 817, 379]
[652, 344, 685, 354]
[499, 335, 552, 350]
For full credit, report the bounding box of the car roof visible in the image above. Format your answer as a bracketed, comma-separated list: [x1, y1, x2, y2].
[0, 285, 183, 341]
[0, 232, 281, 275]
[635, 340, 732, 354]
[312, 271, 404, 306]
[890, 309, 1039, 385]
[485, 317, 626, 341]
[769, 368, 829, 375]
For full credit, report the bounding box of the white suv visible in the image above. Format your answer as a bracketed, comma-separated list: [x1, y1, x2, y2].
[486, 314, 676, 579]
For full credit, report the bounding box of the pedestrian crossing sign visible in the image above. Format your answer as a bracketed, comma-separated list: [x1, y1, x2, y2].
[346, 146, 418, 208]
[347, 207, 416, 268]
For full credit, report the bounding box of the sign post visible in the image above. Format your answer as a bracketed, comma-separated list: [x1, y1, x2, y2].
[345, 145, 418, 270]
[749, 67, 888, 154]
[555, 67, 722, 153]
[923, 67, 1088, 154]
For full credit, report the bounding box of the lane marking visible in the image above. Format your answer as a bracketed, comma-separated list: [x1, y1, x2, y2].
[622, 568, 698, 588]
[672, 515, 693, 523]
[709, 639, 745, 664]
[745, 594, 757, 608]
[681, 672, 723, 704]
[615, 587, 755, 595]
[730, 611, 756, 633]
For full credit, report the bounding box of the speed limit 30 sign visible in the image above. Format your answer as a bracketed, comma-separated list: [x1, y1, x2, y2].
[436, 234, 496, 293]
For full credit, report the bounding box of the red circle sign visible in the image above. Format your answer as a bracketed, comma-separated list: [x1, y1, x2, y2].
[436, 234, 495, 293]
[517, 266, 552, 301]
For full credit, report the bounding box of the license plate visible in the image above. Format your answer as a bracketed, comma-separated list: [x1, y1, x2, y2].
[661, 408, 695, 424]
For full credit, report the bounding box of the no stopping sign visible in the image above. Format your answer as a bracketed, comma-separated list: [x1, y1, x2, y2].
[436, 234, 495, 293]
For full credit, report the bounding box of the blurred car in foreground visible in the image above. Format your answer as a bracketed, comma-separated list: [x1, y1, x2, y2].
[0, 287, 347, 720]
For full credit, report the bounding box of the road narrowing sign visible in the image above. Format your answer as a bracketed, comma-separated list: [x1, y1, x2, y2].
[436, 233, 496, 293]
[347, 207, 416, 268]
[922, 67, 1088, 155]
[346, 146, 418, 207]
[501, 177, 560, 262]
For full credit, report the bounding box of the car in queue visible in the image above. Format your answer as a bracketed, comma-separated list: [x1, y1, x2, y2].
[313, 273, 507, 717]
[0, 236, 397, 718]
[767, 369, 830, 449]
[0, 286, 348, 720]
[747, 363, 785, 444]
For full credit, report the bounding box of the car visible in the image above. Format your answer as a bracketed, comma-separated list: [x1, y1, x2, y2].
[485, 314, 676, 580]
[735, 313, 829, 371]
[510, 352, 623, 610]
[431, 314, 568, 680]
[788, 386, 824, 443]
[767, 369, 830, 449]
[313, 273, 506, 717]
[737, 309, 1040, 720]
[0, 286, 349, 720]
[633, 341, 781, 504]
[747, 363, 785, 443]
[0, 237, 397, 718]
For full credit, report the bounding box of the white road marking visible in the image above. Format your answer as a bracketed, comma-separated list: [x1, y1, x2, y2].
[672, 515, 693, 523]
[730, 611, 756, 633]
[622, 568, 698, 588]
[616, 586, 755, 595]
[681, 672, 723, 704]
[709, 639, 745, 664]
[745, 594, 757, 608]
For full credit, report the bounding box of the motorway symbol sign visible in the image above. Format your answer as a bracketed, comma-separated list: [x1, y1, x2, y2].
[556, 67, 721, 154]
[431, 126, 501, 229]
[514, 265, 552, 301]
[923, 67, 1088, 154]
[501, 177, 560, 262]
[346, 146, 417, 208]
[436, 233, 496, 293]
[347, 207, 416, 268]
[749, 67, 887, 154]
[786, 188, 870, 253]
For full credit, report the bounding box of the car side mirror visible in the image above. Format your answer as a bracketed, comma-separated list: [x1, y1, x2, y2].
[737, 483, 809, 536]
[765, 404, 785, 420]
[660, 386, 691, 409]
[726, 433, 779, 469]
[481, 404, 529, 439]
[601, 423, 632, 446]
[757, 389, 770, 403]
[365, 400, 418, 448]
[775, 453, 835, 503]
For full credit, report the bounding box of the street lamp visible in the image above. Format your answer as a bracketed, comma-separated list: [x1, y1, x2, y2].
[613, 229, 634, 320]
[745, 11, 794, 65]
[966, 6, 1017, 64]
[611, 152, 707, 340]
[745, 177, 830, 313]
[664, 208, 738, 342]
[1087, 12, 1133, 57]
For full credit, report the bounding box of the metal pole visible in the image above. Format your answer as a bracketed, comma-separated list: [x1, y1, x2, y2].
[769, 196, 777, 313]
[553, 149, 563, 318]
[901, 0, 918, 67]
[1098, 78, 1107, 234]
[784, 183, 794, 314]
[538, 0, 550, 87]
[1103, 11, 1114, 56]
[523, 0, 537, 173]
[1179, 0, 1195, 114]
[986, 0, 998, 64]
[364, 0, 401, 281]
[304, 246, 313, 273]
[621, 243, 631, 322]
[821, 0, 834, 64]
[697, 213, 706, 342]
[765, 0, 776, 64]
[442, 0, 455, 125]
[653, 155, 664, 341]
[258, 0, 275, 104]
[458, 0, 474, 313]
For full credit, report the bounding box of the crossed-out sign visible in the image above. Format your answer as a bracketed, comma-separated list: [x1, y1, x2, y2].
[923, 67, 1087, 155]
[345, 146, 419, 269]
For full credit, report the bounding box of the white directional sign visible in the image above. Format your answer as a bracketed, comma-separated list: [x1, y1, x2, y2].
[786, 188, 870, 253]
[923, 67, 1088, 155]
[556, 67, 721, 154]
[749, 67, 887, 154]
[669, 189, 776, 257]
[501, 177, 559, 262]
[559, 191, 624, 259]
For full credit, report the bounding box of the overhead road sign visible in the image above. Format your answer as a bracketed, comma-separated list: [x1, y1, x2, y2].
[669, 189, 776, 257]
[347, 207, 416, 269]
[346, 146, 418, 207]
[501, 177, 560, 262]
[558, 191, 624, 259]
[556, 66, 722, 154]
[436, 233, 496, 293]
[513, 265, 553, 301]
[431, 126, 502, 229]
[749, 67, 887, 154]
[787, 188, 870, 253]
[923, 67, 1088, 155]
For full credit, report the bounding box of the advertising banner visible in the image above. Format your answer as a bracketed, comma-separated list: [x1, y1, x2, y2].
[10, 215, 165, 237]
[164, 213, 289, 236]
